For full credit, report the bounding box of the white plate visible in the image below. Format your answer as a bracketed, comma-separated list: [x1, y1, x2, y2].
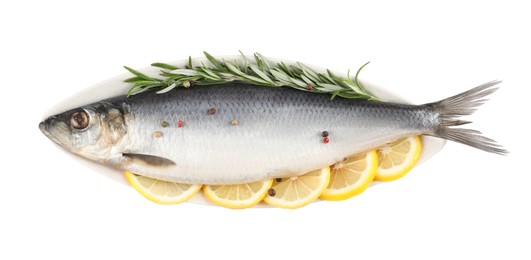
[42, 55, 445, 206]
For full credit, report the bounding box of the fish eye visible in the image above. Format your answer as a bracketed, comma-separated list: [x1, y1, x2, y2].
[70, 111, 89, 129]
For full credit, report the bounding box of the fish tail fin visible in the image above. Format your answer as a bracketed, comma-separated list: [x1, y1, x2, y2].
[427, 80, 508, 155]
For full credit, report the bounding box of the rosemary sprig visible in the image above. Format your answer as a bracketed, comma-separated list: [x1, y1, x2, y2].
[123, 52, 378, 100]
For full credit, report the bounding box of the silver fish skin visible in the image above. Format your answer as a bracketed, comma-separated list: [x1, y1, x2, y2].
[39, 81, 506, 185]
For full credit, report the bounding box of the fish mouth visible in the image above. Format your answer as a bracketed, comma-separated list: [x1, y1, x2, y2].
[39, 117, 69, 146]
[39, 120, 58, 144]
[38, 121, 47, 133]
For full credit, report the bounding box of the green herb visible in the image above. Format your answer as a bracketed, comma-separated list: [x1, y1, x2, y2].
[123, 52, 378, 100]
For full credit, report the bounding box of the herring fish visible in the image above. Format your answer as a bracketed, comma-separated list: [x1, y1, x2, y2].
[39, 81, 506, 185]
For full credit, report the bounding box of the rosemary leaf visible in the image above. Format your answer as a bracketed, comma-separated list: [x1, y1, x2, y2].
[203, 51, 225, 71]
[225, 62, 270, 85]
[123, 66, 157, 81]
[270, 69, 291, 83]
[187, 56, 193, 69]
[301, 74, 313, 85]
[355, 61, 370, 91]
[254, 53, 272, 70]
[317, 83, 346, 91]
[249, 64, 275, 85]
[198, 66, 222, 80]
[277, 62, 295, 78]
[156, 83, 177, 94]
[239, 50, 249, 74]
[151, 63, 178, 70]
[128, 80, 161, 85]
[298, 63, 320, 82]
[124, 76, 144, 83]
[170, 69, 199, 76]
[289, 77, 307, 88]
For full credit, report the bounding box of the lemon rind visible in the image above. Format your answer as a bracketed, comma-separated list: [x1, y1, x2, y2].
[125, 171, 202, 205]
[320, 150, 378, 201]
[374, 136, 423, 182]
[263, 167, 331, 209]
[203, 180, 274, 209]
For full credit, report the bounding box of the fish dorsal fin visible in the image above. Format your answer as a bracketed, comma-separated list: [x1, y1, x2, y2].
[122, 153, 176, 168]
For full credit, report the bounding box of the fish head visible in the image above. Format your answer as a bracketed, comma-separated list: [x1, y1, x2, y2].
[39, 101, 127, 164]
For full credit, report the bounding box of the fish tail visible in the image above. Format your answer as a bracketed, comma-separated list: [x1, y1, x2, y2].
[427, 80, 508, 155]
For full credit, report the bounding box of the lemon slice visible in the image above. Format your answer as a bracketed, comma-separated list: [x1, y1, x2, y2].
[263, 167, 330, 209]
[203, 180, 274, 209]
[320, 150, 378, 201]
[375, 135, 422, 182]
[124, 171, 202, 204]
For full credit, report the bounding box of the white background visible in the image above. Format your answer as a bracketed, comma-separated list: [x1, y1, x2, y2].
[1, 1, 529, 259]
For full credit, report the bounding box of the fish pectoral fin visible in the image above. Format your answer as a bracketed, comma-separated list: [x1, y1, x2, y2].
[122, 153, 176, 168]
